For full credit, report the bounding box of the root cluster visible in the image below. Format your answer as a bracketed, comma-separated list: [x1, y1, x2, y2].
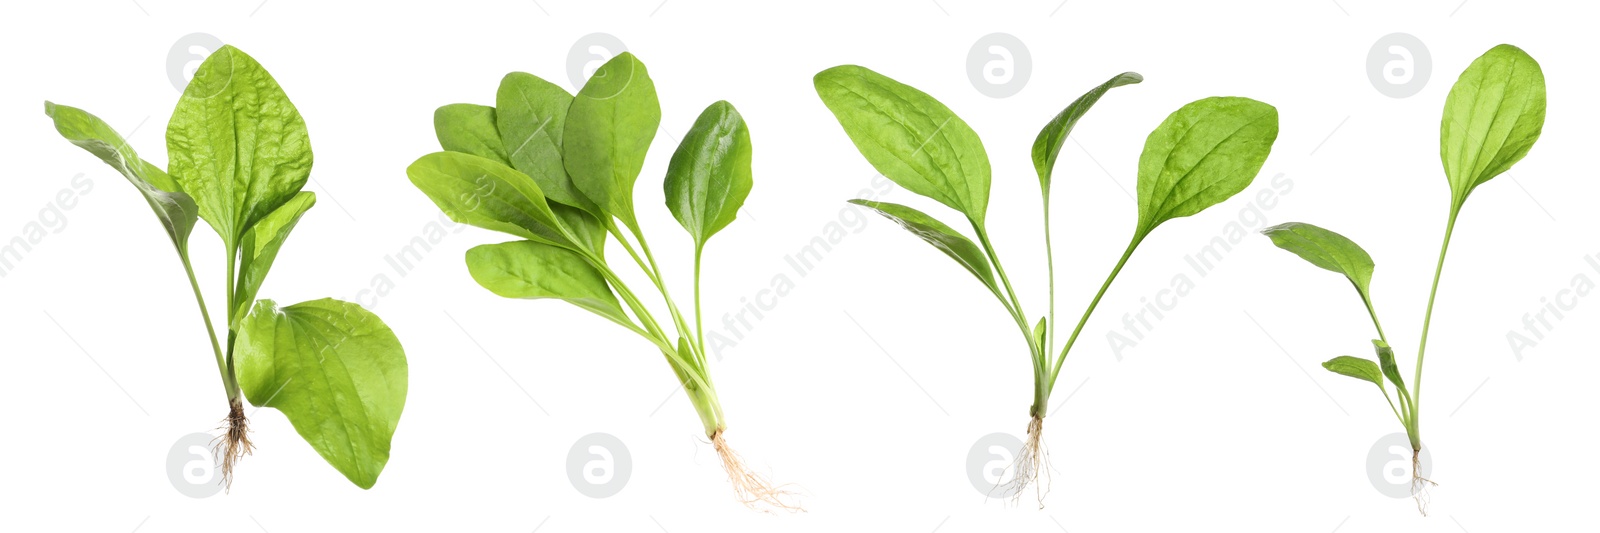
[1410, 449, 1438, 516]
[1000, 416, 1052, 508]
[712, 429, 801, 513]
[213, 399, 253, 491]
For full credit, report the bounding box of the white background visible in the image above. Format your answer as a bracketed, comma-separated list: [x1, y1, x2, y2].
[1, 0, 1595, 531]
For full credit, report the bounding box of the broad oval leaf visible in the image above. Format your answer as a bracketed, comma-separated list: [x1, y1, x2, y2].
[434, 103, 509, 164]
[44, 101, 199, 253]
[407, 151, 582, 250]
[664, 100, 753, 248]
[1032, 72, 1142, 193]
[1372, 339, 1406, 392]
[1440, 44, 1546, 207]
[465, 240, 629, 325]
[166, 45, 311, 247]
[235, 298, 408, 489]
[497, 72, 598, 214]
[1322, 355, 1383, 387]
[849, 199, 995, 292]
[562, 53, 660, 228]
[231, 192, 316, 328]
[1261, 222, 1375, 298]
[1135, 97, 1278, 238]
[815, 65, 991, 225]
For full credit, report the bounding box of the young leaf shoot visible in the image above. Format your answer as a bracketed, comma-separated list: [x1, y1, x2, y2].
[45, 46, 408, 490]
[408, 54, 792, 510]
[815, 66, 1278, 504]
[1260, 44, 1545, 515]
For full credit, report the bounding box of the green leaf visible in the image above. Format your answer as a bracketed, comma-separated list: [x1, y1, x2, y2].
[434, 104, 509, 164]
[848, 199, 995, 292]
[407, 151, 580, 250]
[231, 192, 316, 328]
[1033, 317, 1047, 349]
[1032, 72, 1142, 193]
[465, 240, 629, 325]
[814, 65, 991, 225]
[562, 52, 660, 229]
[44, 101, 199, 253]
[1322, 355, 1384, 387]
[1135, 97, 1278, 239]
[1261, 222, 1375, 298]
[1440, 44, 1546, 207]
[1372, 339, 1406, 392]
[235, 298, 408, 489]
[166, 45, 312, 248]
[664, 101, 754, 249]
[496, 72, 600, 214]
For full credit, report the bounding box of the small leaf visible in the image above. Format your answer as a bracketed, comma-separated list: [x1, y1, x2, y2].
[563, 52, 660, 229]
[1033, 317, 1047, 349]
[166, 45, 312, 248]
[231, 192, 316, 328]
[849, 199, 995, 292]
[1440, 44, 1546, 207]
[44, 101, 198, 253]
[664, 100, 754, 249]
[496, 72, 600, 214]
[434, 104, 509, 164]
[1261, 222, 1375, 298]
[1135, 97, 1278, 238]
[814, 65, 991, 225]
[1372, 339, 1406, 392]
[235, 298, 408, 489]
[407, 151, 577, 250]
[1322, 355, 1384, 387]
[1032, 72, 1142, 193]
[465, 240, 628, 324]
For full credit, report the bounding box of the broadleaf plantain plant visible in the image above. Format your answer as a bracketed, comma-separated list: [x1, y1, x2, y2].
[45, 45, 408, 490]
[1260, 44, 1545, 515]
[814, 66, 1278, 504]
[408, 53, 792, 510]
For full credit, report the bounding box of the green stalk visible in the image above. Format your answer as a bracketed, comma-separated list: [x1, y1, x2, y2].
[694, 246, 706, 354]
[1042, 194, 1057, 377]
[970, 221, 1045, 413]
[222, 244, 241, 399]
[180, 253, 230, 399]
[1048, 235, 1141, 391]
[1409, 208, 1460, 448]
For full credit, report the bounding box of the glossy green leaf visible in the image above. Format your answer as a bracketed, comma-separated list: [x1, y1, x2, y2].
[497, 72, 600, 214]
[1032, 72, 1142, 193]
[1261, 222, 1375, 298]
[231, 192, 316, 328]
[235, 298, 408, 489]
[1033, 317, 1047, 349]
[1440, 44, 1546, 207]
[1372, 339, 1406, 392]
[814, 65, 991, 225]
[407, 151, 580, 249]
[166, 45, 311, 247]
[563, 52, 660, 228]
[434, 104, 509, 164]
[1135, 97, 1278, 238]
[1322, 355, 1384, 387]
[664, 101, 753, 248]
[44, 101, 198, 253]
[849, 199, 995, 292]
[465, 240, 628, 325]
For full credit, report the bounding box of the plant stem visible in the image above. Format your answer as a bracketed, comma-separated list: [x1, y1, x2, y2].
[1362, 293, 1388, 344]
[180, 254, 229, 399]
[971, 221, 1045, 410]
[1049, 235, 1142, 391]
[222, 244, 240, 400]
[1042, 194, 1057, 368]
[1410, 208, 1459, 442]
[694, 246, 706, 355]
